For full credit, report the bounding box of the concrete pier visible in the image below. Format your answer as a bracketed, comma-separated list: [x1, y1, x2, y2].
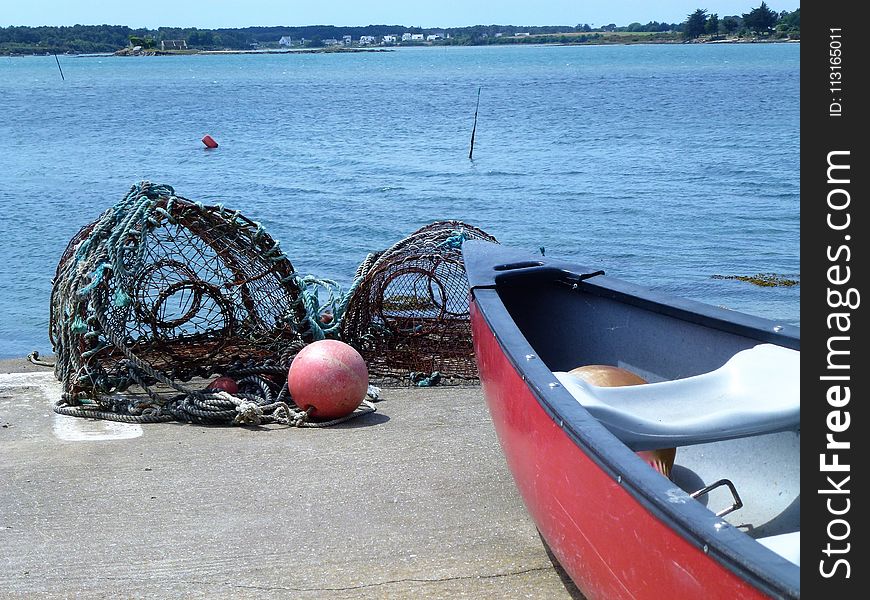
[0, 358, 582, 598]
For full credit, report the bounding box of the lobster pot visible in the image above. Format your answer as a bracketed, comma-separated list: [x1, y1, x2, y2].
[340, 221, 498, 384]
[51, 183, 311, 401]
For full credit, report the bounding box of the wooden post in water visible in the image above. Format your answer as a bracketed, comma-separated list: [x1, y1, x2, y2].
[468, 87, 481, 160]
[54, 53, 65, 80]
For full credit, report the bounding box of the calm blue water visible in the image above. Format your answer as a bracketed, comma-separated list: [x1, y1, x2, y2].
[0, 44, 799, 359]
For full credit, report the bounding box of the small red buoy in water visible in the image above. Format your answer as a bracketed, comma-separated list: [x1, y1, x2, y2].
[288, 340, 368, 420]
[206, 375, 238, 395]
[201, 134, 219, 149]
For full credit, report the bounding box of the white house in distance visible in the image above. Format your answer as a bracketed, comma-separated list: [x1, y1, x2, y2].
[160, 39, 187, 50]
[426, 33, 442, 41]
[278, 36, 292, 46]
[342, 35, 352, 45]
[359, 35, 377, 45]
[383, 34, 397, 43]
[411, 33, 424, 41]
[402, 32, 412, 41]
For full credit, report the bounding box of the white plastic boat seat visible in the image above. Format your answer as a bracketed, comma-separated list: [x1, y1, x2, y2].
[554, 344, 800, 451]
[757, 531, 800, 567]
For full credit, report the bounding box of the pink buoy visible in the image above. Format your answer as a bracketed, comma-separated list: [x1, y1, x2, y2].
[201, 134, 219, 149]
[206, 376, 238, 395]
[288, 340, 368, 420]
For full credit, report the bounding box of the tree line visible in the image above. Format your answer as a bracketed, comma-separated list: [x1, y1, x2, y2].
[0, 5, 799, 56]
[683, 3, 799, 40]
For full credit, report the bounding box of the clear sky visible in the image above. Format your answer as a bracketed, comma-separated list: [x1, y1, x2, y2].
[2, 1, 799, 29]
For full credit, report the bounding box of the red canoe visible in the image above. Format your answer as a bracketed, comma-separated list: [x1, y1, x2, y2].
[464, 241, 799, 599]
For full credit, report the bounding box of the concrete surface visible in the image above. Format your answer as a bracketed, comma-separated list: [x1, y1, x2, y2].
[0, 358, 583, 599]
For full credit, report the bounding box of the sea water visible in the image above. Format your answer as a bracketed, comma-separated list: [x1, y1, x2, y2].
[0, 44, 799, 358]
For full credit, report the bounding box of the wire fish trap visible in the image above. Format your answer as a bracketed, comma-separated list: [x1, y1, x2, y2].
[48, 181, 368, 426]
[339, 221, 498, 385]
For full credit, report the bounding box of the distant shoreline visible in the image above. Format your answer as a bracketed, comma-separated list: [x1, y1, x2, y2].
[0, 35, 800, 58]
[110, 46, 394, 57]
[0, 11, 801, 57]
[30, 37, 792, 59]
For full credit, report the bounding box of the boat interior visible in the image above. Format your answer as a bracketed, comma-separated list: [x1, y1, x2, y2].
[496, 278, 800, 567]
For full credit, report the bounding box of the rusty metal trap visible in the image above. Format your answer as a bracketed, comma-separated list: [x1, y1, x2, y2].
[49, 182, 329, 425]
[339, 220, 498, 386]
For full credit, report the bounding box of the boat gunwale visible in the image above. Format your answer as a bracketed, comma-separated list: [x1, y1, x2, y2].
[464, 241, 800, 599]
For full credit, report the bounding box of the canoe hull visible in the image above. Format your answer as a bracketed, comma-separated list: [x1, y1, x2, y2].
[471, 297, 777, 600]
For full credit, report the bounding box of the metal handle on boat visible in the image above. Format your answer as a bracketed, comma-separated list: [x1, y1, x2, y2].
[690, 478, 744, 518]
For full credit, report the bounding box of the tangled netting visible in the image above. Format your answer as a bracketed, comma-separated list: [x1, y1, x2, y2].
[48, 182, 496, 425]
[340, 221, 498, 385]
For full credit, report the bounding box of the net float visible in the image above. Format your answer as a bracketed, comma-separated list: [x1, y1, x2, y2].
[288, 340, 368, 420]
[206, 375, 238, 395]
[568, 364, 676, 478]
